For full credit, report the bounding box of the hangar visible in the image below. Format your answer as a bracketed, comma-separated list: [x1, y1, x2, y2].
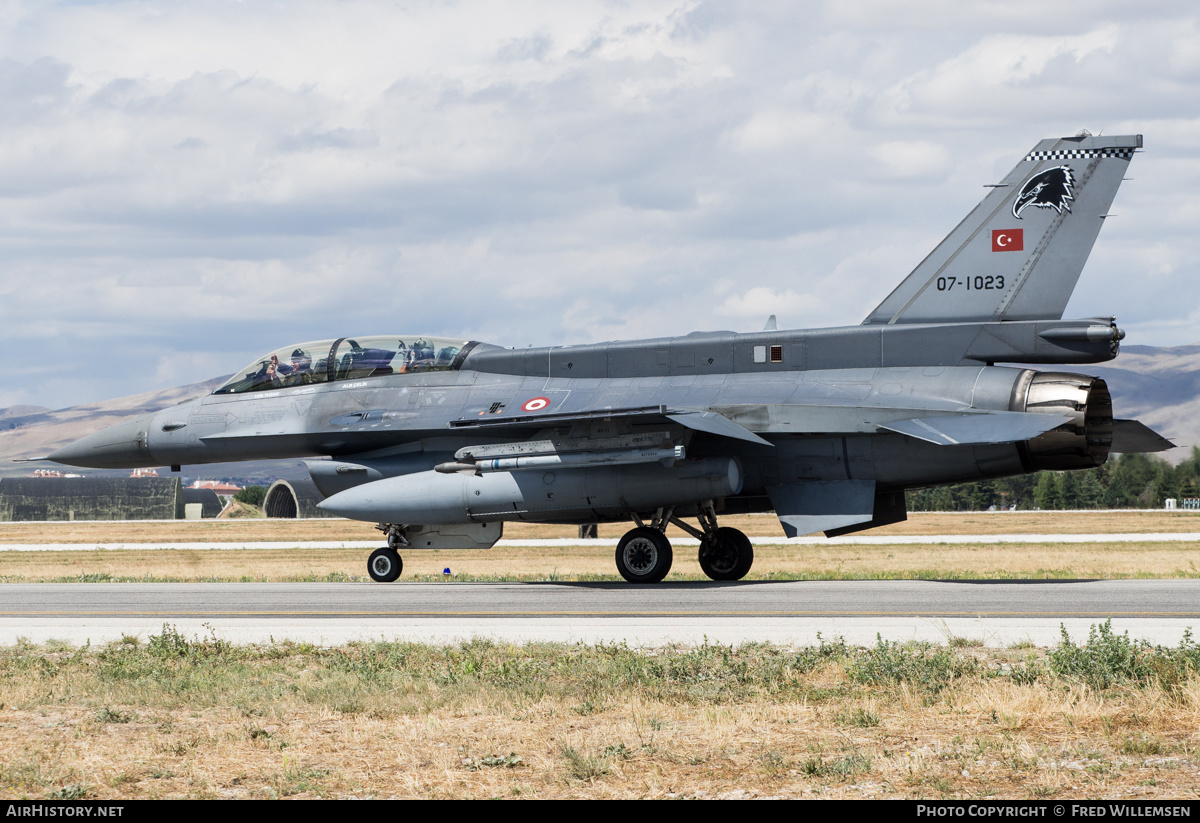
[0, 477, 186, 521]
[182, 487, 223, 519]
[263, 478, 335, 519]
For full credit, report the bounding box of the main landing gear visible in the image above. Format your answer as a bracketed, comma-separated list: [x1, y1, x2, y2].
[368, 524, 408, 582]
[366, 508, 752, 585]
[614, 500, 753, 584]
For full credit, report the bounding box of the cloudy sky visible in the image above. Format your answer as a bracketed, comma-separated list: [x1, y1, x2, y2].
[2, 0, 1198, 410]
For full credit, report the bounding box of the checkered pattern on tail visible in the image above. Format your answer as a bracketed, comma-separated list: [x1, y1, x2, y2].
[1024, 148, 1135, 161]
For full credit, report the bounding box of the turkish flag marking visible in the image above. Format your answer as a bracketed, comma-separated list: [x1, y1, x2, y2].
[992, 229, 1024, 252]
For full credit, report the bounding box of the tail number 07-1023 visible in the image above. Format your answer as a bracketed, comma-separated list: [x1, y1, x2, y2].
[937, 275, 1005, 292]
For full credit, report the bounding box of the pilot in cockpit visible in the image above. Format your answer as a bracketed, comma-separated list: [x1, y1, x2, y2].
[401, 339, 436, 372]
[263, 349, 314, 387]
[280, 349, 313, 385]
[261, 354, 285, 384]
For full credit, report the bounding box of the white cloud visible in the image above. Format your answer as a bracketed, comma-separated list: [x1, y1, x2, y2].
[873, 26, 1121, 127]
[0, 1, 1197, 409]
[713, 286, 819, 324]
[870, 140, 951, 180]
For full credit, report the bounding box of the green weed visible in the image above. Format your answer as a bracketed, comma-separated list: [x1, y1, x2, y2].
[803, 752, 870, 778]
[834, 707, 881, 727]
[95, 706, 134, 724]
[1048, 621, 1200, 690]
[559, 743, 609, 781]
[47, 784, 89, 800]
[462, 753, 524, 770]
[849, 636, 978, 693]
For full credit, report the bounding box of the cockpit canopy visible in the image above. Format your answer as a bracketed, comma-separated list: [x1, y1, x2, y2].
[214, 336, 473, 395]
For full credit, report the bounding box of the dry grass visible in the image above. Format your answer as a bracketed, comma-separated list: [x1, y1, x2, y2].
[2, 510, 1199, 546]
[4, 514, 1199, 800]
[1, 629, 1199, 799]
[4, 540, 1200, 583]
[2, 510, 1200, 581]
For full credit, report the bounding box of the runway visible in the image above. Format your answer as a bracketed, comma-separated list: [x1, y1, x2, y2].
[3, 532, 1200, 551]
[2, 579, 1198, 648]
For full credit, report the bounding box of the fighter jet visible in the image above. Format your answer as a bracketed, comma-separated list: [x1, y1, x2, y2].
[47, 132, 1172, 583]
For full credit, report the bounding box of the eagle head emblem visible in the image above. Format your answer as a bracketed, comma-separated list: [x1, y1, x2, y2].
[1012, 165, 1075, 219]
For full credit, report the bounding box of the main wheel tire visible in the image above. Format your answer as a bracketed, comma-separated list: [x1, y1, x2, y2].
[367, 547, 403, 582]
[615, 527, 673, 583]
[698, 527, 753, 581]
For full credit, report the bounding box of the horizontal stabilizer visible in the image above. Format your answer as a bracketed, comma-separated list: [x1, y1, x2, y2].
[878, 411, 1073, 446]
[1110, 419, 1175, 453]
[766, 479, 876, 538]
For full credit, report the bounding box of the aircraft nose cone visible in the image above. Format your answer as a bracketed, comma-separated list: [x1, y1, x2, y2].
[317, 476, 423, 523]
[48, 414, 155, 469]
[316, 486, 379, 520]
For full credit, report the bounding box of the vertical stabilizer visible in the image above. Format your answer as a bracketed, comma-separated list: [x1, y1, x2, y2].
[864, 133, 1140, 325]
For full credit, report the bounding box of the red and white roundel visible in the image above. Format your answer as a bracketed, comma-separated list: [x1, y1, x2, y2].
[521, 396, 551, 412]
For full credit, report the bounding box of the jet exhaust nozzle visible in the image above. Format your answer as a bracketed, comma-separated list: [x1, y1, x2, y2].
[1013, 371, 1113, 471]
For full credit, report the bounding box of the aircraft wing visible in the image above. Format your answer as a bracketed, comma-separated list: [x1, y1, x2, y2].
[449, 405, 773, 446]
[877, 411, 1074, 446]
[451, 405, 1091, 449]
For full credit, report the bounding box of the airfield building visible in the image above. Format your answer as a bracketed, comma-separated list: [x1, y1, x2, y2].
[181, 487, 223, 519]
[0, 477, 186, 521]
[263, 478, 334, 519]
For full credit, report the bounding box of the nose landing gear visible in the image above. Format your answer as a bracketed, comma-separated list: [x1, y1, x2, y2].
[367, 546, 403, 582]
[367, 524, 409, 582]
[614, 501, 753, 583]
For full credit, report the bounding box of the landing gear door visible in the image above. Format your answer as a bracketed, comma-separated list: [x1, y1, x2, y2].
[404, 522, 503, 550]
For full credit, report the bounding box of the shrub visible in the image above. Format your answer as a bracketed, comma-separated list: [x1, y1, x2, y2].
[234, 485, 266, 507]
[848, 636, 978, 693]
[1048, 621, 1200, 690]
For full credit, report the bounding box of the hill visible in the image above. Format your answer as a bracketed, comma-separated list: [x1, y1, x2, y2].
[1083, 345, 1200, 461]
[0, 377, 308, 483]
[0, 344, 1195, 480]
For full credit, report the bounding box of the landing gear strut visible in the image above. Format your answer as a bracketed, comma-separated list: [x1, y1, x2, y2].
[697, 527, 754, 581]
[368, 524, 409, 582]
[614, 501, 753, 583]
[693, 501, 754, 581]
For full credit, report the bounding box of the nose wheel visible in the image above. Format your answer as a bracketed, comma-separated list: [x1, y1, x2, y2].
[367, 547, 403, 582]
[367, 523, 409, 582]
